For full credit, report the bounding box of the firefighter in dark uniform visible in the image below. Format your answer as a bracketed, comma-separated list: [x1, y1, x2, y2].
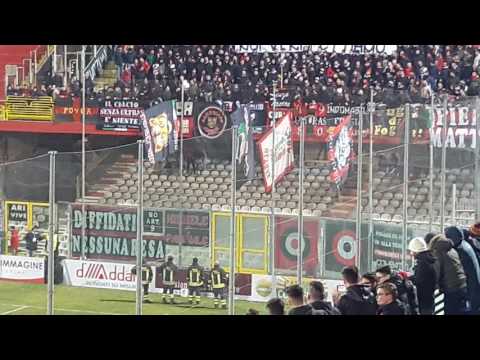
[210, 261, 228, 309]
[187, 257, 204, 305]
[131, 260, 153, 303]
[158, 255, 177, 304]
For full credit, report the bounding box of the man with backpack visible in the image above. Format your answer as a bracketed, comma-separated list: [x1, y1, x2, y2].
[334, 266, 377, 315]
[375, 265, 419, 315]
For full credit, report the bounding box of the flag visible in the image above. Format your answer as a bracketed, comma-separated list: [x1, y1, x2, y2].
[231, 104, 256, 190]
[141, 100, 178, 164]
[327, 115, 354, 188]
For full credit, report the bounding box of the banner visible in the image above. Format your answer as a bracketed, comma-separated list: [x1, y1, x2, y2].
[247, 102, 267, 131]
[63, 259, 140, 291]
[141, 100, 178, 163]
[372, 223, 413, 272]
[234, 45, 397, 55]
[70, 205, 165, 261]
[270, 89, 292, 108]
[231, 105, 256, 190]
[5, 96, 54, 121]
[54, 97, 100, 123]
[323, 220, 368, 278]
[0, 255, 44, 283]
[98, 98, 143, 131]
[249, 274, 342, 303]
[84, 45, 109, 81]
[195, 104, 228, 139]
[163, 210, 209, 247]
[327, 115, 354, 187]
[258, 113, 295, 193]
[174, 101, 194, 137]
[275, 216, 320, 276]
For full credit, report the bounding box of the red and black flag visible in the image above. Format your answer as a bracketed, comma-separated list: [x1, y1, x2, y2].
[327, 115, 354, 188]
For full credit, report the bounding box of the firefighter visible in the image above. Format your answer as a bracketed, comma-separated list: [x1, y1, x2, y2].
[131, 260, 153, 303]
[158, 255, 177, 304]
[187, 257, 204, 305]
[210, 261, 228, 309]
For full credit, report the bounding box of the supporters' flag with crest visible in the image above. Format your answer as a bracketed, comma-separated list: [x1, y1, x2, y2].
[141, 100, 178, 163]
[231, 104, 256, 190]
[327, 114, 354, 188]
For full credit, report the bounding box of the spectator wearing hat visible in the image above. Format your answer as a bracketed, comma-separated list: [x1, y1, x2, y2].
[425, 233, 468, 315]
[408, 237, 438, 315]
[444, 226, 480, 314]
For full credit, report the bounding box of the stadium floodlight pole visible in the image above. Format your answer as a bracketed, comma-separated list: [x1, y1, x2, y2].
[270, 82, 277, 296]
[368, 92, 374, 272]
[178, 80, 189, 266]
[429, 94, 435, 232]
[136, 140, 145, 315]
[47, 150, 57, 315]
[228, 126, 238, 315]
[475, 96, 480, 220]
[355, 108, 364, 272]
[81, 45, 86, 260]
[63, 45, 68, 88]
[402, 104, 410, 271]
[440, 96, 447, 231]
[297, 116, 305, 285]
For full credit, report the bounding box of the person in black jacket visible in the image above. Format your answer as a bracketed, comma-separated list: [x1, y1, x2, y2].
[376, 265, 419, 315]
[308, 281, 340, 315]
[444, 226, 480, 315]
[376, 283, 407, 315]
[266, 297, 285, 315]
[335, 266, 377, 315]
[408, 237, 437, 315]
[286, 285, 313, 315]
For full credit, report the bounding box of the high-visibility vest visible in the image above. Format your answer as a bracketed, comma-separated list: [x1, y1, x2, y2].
[141, 267, 152, 285]
[188, 268, 203, 287]
[162, 266, 175, 286]
[211, 270, 225, 289]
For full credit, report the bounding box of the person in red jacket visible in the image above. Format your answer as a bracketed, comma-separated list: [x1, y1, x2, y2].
[9, 226, 20, 256]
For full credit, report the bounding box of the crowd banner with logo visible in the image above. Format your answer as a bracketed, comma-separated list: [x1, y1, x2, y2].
[371, 223, 413, 272]
[0, 255, 44, 283]
[163, 210, 210, 267]
[98, 98, 143, 131]
[258, 113, 295, 193]
[247, 102, 267, 131]
[270, 89, 292, 109]
[63, 259, 139, 291]
[323, 219, 368, 278]
[231, 105, 256, 190]
[327, 115, 354, 187]
[275, 216, 320, 277]
[5, 96, 54, 121]
[141, 100, 178, 164]
[70, 205, 165, 261]
[195, 103, 228, 139]
[233, 45, 397, 55]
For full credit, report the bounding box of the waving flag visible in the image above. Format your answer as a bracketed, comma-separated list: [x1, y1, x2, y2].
[327, 115, 354, 188]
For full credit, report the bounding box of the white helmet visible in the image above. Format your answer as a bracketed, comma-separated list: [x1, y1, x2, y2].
[408, 237, 428, 253]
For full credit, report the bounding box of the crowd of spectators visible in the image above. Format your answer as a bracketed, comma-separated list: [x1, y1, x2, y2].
[7, 45, 480, 109]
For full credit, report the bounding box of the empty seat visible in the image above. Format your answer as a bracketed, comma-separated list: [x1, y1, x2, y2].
[251, 206, 261, 212]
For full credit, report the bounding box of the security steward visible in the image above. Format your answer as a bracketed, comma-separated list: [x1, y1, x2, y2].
[210, 261, 228, 309]
[158, 255, 178, 304]
[187, 257, 204, 305]
[131, 260, 153, 303]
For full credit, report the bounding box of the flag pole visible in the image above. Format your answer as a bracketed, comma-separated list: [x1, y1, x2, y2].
[136, 140, 144, 315]
[297, 115, 305, 285]
[270, 82, 277, 296]
[440, 97, 447, 231]
[228, 126, 238, 315]
[402, 104, 410, 270]
[368, 92, 374, 272]
[429, 94, 435, 232]
[355, 109, 364, 272]
[47, 150, 56, 315]
[475, 96, 480, 221]
[81, 44, 86, 260]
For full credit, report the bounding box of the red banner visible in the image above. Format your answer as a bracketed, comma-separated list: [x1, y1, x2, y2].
[275, 216, 320, 276]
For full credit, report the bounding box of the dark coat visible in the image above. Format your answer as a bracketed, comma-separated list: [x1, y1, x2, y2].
[428, 234, 467, 293]
[377, 300, 407, 315]
[381, 273, 419, 315]
[310, 300, 340, 315]
[445, 226, 480, 312]
[411, 250, 437, 315]
[337, 284, 377, 315]
[288, 304, 314, 315]
[25, 231, 41, 251]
